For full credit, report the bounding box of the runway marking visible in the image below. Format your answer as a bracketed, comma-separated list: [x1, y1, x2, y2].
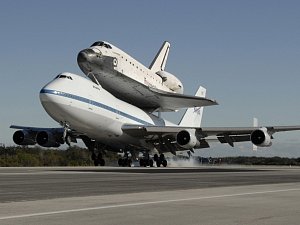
[0, 187, 300, 220]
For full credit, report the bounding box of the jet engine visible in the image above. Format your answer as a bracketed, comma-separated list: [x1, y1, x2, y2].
[13, 130, 36, 145]
[156, 71, 183, 94]
[36, 131, 61, 147]
[176, 129, 197, 149]
[250, 128, 272, 147]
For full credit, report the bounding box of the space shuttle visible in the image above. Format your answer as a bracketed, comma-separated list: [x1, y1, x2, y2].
[77, 41, 217, 112]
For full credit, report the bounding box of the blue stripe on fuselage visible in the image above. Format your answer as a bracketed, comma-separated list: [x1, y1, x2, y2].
[40, 89, 154, 126]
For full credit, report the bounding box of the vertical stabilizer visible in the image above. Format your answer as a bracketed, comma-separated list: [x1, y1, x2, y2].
[179, 86, 206, 127]
[149, 41, 170, 72]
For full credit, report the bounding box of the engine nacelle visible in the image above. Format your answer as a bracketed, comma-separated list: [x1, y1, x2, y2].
[156, 71, 183, 94]
[250, 128, 272, 147]
[13, 130, 36, 145]
[36, 131, 61, 147]
[176, 129, 197, 149]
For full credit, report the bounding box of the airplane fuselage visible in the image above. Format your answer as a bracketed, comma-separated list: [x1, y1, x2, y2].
[40, 72, 175, 152]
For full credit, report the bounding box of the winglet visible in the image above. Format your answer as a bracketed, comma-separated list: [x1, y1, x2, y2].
[178, 86, 206, 127]
[149, 41, 170, 72]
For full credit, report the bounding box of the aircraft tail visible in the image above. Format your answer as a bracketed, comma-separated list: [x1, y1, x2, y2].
[178, 86, 206, 127]
[149, 41, 170, 72]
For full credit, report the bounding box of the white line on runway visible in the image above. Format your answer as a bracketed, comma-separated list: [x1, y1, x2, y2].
[1, 187, 300, 220]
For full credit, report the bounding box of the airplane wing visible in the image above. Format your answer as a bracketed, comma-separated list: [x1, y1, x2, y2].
[122, 124, 300, 153]
[10, 125, 64, 132]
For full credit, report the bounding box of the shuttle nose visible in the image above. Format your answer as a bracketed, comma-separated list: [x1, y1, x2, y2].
[77, 49, 99, 64]
[77, 49, 102, 74]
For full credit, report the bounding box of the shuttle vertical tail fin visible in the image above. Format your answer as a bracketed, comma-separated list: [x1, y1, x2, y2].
[149, 41, 170, 72]
[178, 86, 206, 127]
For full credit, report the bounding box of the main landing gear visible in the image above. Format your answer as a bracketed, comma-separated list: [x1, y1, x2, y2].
[139, 153, 154, 167]
[153, 153, 167, 167]
[92, 152, 105, 166]
[118, 152, 132, 167]
[139, 153, 167, 167]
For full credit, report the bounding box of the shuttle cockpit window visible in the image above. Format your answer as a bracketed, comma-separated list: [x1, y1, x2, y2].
[90, 41, 112, 49]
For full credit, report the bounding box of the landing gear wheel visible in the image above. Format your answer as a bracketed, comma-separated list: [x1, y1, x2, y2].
[154, 153, 167, 167]
[91, 153, 96, 161]
[139, 158, 145, 167]
[118, 158, 123, 166]
[94, 159, 99, 166]
[118, 158, 132, 167]
[162, 159, 167, 167]
[156, 160, 161, 167]
[154, 154, 159, 162]
[99, 158, 105, 166]
[149, 159, 154, 167]
[96, 153, 105, 166]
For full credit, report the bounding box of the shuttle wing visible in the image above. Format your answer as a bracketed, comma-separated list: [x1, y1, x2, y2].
[88, 69, 217, 111]
[147, 87, 217, 111]
[115, 84, 217, 112]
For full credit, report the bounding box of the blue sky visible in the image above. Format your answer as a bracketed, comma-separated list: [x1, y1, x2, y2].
[0, 0, 300, 157]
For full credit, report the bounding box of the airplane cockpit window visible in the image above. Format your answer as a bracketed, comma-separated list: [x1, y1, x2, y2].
[90, 41, 112, 49]
[55, 75, 73, 80]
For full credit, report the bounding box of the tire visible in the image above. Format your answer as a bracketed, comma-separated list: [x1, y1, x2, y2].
[149, 159, 154, 167]
[156, 160, 161, 167]
[154, 154, 159, 162]
[139, 158, 144, 167]
[162, 159, 167, 167]
[118, 158, 123, 167]
[99, 159, 105, 166]
[127, 159, 132, 167]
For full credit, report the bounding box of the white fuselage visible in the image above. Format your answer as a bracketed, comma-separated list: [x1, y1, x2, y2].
[40, 72, 175, 151]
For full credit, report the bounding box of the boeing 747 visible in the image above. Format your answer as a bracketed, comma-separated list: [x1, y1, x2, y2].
[11, 72, 300, 167]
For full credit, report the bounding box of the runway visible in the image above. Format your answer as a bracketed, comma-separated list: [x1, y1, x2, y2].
[0, 166, 300, 225]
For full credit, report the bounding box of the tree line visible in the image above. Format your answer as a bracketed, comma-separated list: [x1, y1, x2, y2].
[0, 145, 300, 166]
[0, 145, 118, 167]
